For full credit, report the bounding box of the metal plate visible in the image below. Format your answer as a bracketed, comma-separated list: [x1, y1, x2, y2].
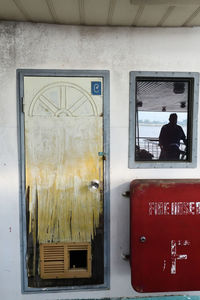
[130, 179, 200, 293]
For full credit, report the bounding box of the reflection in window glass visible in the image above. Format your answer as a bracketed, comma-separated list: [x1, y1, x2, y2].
[135, 79, 190, 161]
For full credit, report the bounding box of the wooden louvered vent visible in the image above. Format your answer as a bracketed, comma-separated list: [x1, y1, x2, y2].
[40, 243, 91, 279]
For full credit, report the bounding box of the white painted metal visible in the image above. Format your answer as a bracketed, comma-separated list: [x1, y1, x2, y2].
[1, 22, 200, 299]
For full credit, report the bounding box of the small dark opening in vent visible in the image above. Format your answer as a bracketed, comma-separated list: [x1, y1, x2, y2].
[69, 250, 87, 269]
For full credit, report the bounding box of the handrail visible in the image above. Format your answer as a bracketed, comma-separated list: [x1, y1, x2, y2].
[136, 137, 186, 160]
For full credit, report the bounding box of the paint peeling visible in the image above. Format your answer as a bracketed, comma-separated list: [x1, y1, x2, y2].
[26, 117, 103, 244]
[171, 240, 190, 274]
[162, 259, 166, 271]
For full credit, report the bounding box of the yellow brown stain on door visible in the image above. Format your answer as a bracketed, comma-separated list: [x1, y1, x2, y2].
[24, 77, 103, 250]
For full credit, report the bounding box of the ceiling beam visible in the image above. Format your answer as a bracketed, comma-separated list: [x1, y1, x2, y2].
[45, 0, 59, 23]
[12, 0, 33, 21]
[132, 4, 145, 26]
[78, 0, 85, 25]
[183, 6, 200, 26]
[107, 0, 117, 25]
[157, 6, 175, 26]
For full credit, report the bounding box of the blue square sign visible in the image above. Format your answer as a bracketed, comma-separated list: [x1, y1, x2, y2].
[91, 81, 101, 95]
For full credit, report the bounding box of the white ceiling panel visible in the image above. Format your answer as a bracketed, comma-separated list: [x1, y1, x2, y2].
[0, 0, 26, 21]
[131, 0, 200, 5]
[111, 0, 138, 26]
[135, 5, 168, 27]
[162, 5, 199, 26]
[183, 6, 200, 26]
[84, 0, 110, 25]
[50, 0, 80, 25]
[19, 0, 53, 23]
[1, 0, 200, 27]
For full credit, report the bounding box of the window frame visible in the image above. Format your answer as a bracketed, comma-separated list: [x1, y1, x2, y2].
[17, 69, 110, 293]
[129, 71, 199, 169]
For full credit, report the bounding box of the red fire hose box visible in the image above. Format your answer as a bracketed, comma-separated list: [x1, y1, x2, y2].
[130, 179, 200, 293]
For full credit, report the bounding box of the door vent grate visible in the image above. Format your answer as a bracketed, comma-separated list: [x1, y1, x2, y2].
[40, 243, 91, 279]
[44, 261, 64, 274]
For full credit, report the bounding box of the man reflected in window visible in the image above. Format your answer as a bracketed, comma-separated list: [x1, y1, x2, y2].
[159, 113, 187, 160]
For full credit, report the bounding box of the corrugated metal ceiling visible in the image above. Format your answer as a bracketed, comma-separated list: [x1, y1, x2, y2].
[1, 0, 200, 27]
[137, 81, 188, 112]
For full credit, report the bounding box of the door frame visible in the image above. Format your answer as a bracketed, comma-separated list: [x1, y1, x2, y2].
[17, 69, 110, 293]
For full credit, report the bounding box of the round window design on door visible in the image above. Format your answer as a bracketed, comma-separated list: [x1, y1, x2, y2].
[29, 82, 98, 117]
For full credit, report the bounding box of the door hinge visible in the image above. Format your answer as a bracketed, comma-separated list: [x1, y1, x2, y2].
[122, 191, 130, 197]
[21, 97, 25, 113]
[98, 152, 107, 160]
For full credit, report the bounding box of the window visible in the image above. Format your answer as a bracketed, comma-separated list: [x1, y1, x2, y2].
[129, 71, 199, 168]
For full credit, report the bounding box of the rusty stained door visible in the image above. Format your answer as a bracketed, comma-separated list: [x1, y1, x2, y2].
[23, 76, 104, 287]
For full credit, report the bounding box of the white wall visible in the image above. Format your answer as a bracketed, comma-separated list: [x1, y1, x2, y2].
[1, 21, 200, 300]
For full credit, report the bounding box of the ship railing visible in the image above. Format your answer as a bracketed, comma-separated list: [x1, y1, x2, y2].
[137, 137, 186, 160]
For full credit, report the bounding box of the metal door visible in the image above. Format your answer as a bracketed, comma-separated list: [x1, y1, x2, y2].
[19, 72, 109, 289]
[130, 179, 200, 293]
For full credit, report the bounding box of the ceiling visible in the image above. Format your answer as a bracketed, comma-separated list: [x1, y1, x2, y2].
[1, 0, 200, 27]
[137, 80, 188, 112]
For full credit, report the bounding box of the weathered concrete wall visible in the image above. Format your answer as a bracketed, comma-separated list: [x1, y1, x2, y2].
[1, 21, 200, 299]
